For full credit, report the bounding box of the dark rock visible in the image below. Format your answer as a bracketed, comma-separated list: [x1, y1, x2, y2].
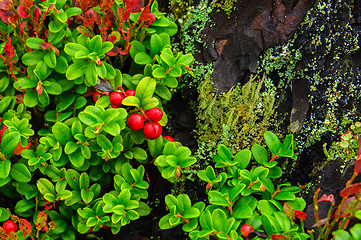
[303, 157, 361, 230]
[290, 78, 309, 133]
[198, 0, 313, 92]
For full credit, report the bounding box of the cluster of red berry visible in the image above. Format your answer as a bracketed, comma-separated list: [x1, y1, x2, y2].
[92, 88, 175, 141]
[93, 88, 135, 108]
[128, 108, 163, 140]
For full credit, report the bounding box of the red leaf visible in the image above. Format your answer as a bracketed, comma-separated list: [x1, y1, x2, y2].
[340, 183, 361, 198]
[100, 0, 112, 12]
[283, 202, 295, 221]
[0, 9, 15, 24]
[40, 42, 52, 50]
[35, 211, 47, 231]
[20, 21, 26, 39]
[33, 7, 40, 22]
[139, 6, 155, 27]
[108, 35, 116, 43]
[77, 26, 93, 37]
[25, 0, 33, 8]
[125, 0, 143, 13]
[83, 9, 101, 27]
[0, 125, 9, 142]
[271, 235, 287, 240]
[17, 6, 30, 19]
[0, 0, 12, 11]
[317, 194, 335, 205]
[0, 227, 8, 239]
[4, 38, 15, 59]
[43, 3, 55, 19]
[18, 218, 32, 240]
[102, 10, 115, 28]
[294, 210, 307, 220]
[77, 0, 98, 13]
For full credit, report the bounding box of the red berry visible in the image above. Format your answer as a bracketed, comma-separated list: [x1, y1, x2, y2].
[163, 136, 174, 142]
[3, 220, 17, 234]
[145, 108, 163, 122]
[110, 104, 118, 108]
[143, 122, 162, 140]
[125, 89, 135, 96]
[109, 91, 125, 106]
[93, 91, 101, 103]
[128, 114, 145, 131]
[240, 224, 254, 237]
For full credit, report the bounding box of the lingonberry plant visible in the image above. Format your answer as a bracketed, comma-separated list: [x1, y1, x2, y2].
[0, 0, 195, 239]
[159, 132, 309, 240]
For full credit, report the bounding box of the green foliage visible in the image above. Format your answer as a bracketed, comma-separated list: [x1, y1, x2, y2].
[159, 132, 308, 240]
[0, 0, 196, 239]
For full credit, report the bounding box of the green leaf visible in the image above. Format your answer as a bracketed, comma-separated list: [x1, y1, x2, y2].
[97, 134, 112, 150]
[129, 41, 146, 59]
[134, 52, 153, 65]
[131, 147, 148, 164]
[155, 84, 172, 100]
[1, 132, 20, 155]
[89, 35, 102, 53]
[164, 75, 178, 88]
[208, 191, 230, 207]
[99, 42, 114, 55]
[233, 203, 253, 219]
[135, 77, 156, 101]
[264, 131, 281, 155]
[22, 51, 45, 66]
[65, 7, 82, 17]
[122, 96, 140, 107]
[0, 161, 11, 179]
[96, 62, 107, 79]
[141, 97, 159, 110]
[54, 56, 68, 74]
[44, 51, 57, 68]
[64, 43, 89, 57]
[15, 199, 35, 213]
[234, 149, 251, 169]
[160, 53, 174, 67]
[81, 189, 94, 204]
[66, 62, 86, 80]
[44, 81, 62, 95]
[52, 122, 73, 146]
[252, 144, 269, 165]
[152, 68, 166, 78]
[26, 37, 45, 50]
[24, 89, 39, 107]
[65, 169, 80, 191]
[65, 141, 79, 154]
[176, 53, 193, 65]
[150, 34, 163, 56]
[37, 178, 55, 195]
[85, 62, 98, 86]
[10, 163, 31, 183]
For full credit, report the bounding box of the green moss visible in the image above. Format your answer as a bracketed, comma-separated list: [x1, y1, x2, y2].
[194, 75, 278, 155]
[211, 0, 237, 16]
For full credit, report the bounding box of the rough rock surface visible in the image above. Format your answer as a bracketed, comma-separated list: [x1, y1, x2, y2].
[197, 0, 313, 92]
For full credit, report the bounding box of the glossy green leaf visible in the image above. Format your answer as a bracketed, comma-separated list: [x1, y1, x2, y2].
[1, 131, 20, 155]
[10, 163, 31, 183]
